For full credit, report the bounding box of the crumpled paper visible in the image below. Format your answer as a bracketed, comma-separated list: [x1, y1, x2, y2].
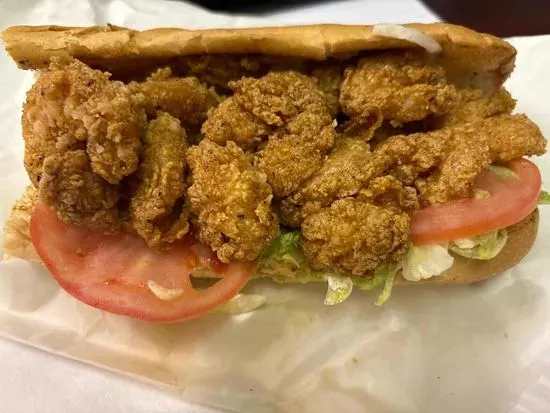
[1, 2, 550, 412]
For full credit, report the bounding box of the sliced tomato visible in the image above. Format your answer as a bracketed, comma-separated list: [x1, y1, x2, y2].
[411, 158, 542, 245]
[29, 204, 254, 323]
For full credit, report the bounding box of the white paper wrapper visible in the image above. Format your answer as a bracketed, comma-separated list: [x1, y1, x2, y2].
[1, 2, 550, 412]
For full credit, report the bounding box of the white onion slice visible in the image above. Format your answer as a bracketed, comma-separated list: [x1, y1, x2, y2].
[146, 280, 184, 301]
[373, 24, 442, 54]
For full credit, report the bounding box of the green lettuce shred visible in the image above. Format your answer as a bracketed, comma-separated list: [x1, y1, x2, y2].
[450, 230, 508, 260]
[402, 243, 454, 282]
[355, 266, 390, 291]
[257, 230, 399, 306]
[540, 190, 550, 205]
[323, 264, 399, 307]
[259, 230, 301, 263]
[374, 264, 399, 306]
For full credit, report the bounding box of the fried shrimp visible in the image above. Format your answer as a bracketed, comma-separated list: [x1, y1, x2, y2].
[23, 59, 146, 186]
[439, 87, 516, 127]
[129, 67, 219, 134]
[187, 139, 279, 263]
[301, 198, 410, 276]
[377, 114, 547, 205]
[130, 113, 189, 248]
[279, 137, 387, 226]
[202, 71, 336, 198]
[340, 51, 457, 124]
[39, 150, 121, 232]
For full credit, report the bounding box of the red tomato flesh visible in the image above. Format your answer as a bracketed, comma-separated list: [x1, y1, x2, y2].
[30, 205, 253, 323]
[411, 158, 542, 245]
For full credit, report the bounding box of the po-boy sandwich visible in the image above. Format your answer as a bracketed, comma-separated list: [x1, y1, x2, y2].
[1, 23, 548, 322]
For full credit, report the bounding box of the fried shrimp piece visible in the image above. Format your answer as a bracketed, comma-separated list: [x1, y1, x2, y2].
[187, 140, 279, 263]
[358, 176, 419, 212]
[129, 67, 220, 133]
[418, 115, 546, 204]
[439, 87, 516, 127]
[376, 113, 546, 205]
[340, 51, 456, 124]
[377, 123, 490, 205]
[482, 114, 547, 162]
[416, 141, 491, 206]
[130, 113, 189, 248]
[202, 98, 272, 150]
[255, 110, 335, 198]
[39, 150, 120, 232]
[301, 198, 410, 276]
[23, 59, 145, 186]
[203, 71, 336, 197]
[279, 138, 388, 226]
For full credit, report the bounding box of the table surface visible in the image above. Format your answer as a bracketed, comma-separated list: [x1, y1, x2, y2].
[0, 1, 450, 412]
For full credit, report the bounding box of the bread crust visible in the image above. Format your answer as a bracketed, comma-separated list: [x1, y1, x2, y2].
[1, 187, 540, 285]
[2, 23, 515, 77]
[395, 209, 539, 285]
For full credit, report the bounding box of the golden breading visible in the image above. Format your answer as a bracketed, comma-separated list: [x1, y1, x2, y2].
[415, 140, 491, 205]
[439, 87, 516, 127]
[202, 98, 271, 150]
[177, 55, 305, 90]
[301, 198, 410, 276]
[483, 114, 547, 162]
[203, 71, 336, 198]
[129, 67, 220, 133]
[340, 51, 457, 124]
[22, 59, 146, 186]
[187, 140, 279, 263]
[376, 114, 547, 205]
[255, 111, 335, 198]
[279, 137, 387, 226]
[39, 150, 121, 232]
[357, 175, 419, 212]
[130, 113, 189, 248]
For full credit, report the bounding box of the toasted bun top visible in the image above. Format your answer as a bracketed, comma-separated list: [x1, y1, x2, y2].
[2, 24, 515, 76]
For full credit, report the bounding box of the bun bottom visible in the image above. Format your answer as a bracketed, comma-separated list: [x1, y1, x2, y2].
[395, 209, 539, 285]
[1, 188, 540, 286]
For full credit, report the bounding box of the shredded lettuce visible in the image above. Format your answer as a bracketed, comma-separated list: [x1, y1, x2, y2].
[402, 243, 454, 282]
[215, 294, 267, 314]
[355, 266, 389, 291]
[450, 230, 508, 260]
[259, 230, 306, 269]
[540, 190, 550, 205]
[320, 264, 399, 306]
[257, 230, 321, 283]
[259, 230, 301, 263]
[324, 275, 353, 306]
[374, 263, 399, 306]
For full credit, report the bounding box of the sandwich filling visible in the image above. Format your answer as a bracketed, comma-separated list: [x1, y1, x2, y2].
[18, 39, 547, 321]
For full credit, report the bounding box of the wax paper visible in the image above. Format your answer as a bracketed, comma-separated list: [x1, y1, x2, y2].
[1, 2, 550, 412]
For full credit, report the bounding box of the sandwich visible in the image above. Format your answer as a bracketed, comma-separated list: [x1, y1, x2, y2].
[1, 23, 548, 323]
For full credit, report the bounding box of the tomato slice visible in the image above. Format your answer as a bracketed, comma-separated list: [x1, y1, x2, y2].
[29, 204, 254, 323]
[411, 158, 542, 245]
